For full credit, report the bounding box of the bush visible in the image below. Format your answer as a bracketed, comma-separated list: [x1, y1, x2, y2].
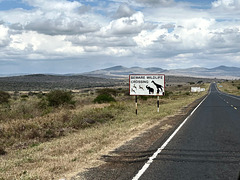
[93, 93, 116, 103]
[21, 94, 29, 98]
[96, 88, 117, 96]
[46, 90, 75, 107]
[0, 91, 11, 104]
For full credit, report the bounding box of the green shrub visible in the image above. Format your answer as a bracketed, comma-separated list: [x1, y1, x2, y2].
[21, 94, 29, 98]
[46, 90, 75, 107]
[37, 92, 44, 99]
[0, 91, 11, 104]
[237, 86, 240, 90]
[96, 88, 117, 96]
[93, 93, 116, 103]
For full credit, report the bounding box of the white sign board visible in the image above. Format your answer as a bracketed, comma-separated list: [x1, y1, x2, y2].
[129, 74, 165, 96]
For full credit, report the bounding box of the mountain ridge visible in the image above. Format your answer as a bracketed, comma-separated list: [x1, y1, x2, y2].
[1, 65, 239, 79]
[83, 65, 240, 79]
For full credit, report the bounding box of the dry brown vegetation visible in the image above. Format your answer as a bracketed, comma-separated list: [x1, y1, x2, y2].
[218, 80, 240, 96]
[0, 84, 209, 180]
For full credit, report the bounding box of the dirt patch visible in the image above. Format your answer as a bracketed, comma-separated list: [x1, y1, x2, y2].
[72, 96, 206, 180]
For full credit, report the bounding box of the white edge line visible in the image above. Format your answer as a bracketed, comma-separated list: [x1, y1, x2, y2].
[132, 89, 210, 180]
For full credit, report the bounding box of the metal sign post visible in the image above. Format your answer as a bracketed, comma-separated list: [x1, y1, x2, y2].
[157, 96, 160, 113]
[135, 96, 138, 115]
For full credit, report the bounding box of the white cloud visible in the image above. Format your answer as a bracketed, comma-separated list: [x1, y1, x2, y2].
[113, 4, 135, 18]
[172, 18, 215, 49]
[133, 28, 167, 47]
[212, 0, 240, 9]
[0, 0, 102, 36]
[22, 0, 82, 11]
[209, 26, 240, 53]
[0, 0, 240, 74]
[0, 25, 10, 47]
[24, 14, 100, 35]
[100, 12, 145, 36]
[9, 31, 85, 59]
[134, 0, 175, 6]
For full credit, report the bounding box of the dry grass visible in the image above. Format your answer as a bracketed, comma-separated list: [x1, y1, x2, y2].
[218, 80, 240, 96]
[0, 84, 209, 180]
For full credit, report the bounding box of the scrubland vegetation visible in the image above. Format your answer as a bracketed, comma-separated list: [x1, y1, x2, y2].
[218, 80, 240, 96]
[0, 83, 209, 179]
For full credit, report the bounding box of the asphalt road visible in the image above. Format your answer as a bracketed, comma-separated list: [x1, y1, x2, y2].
[133, 83, 240, 180]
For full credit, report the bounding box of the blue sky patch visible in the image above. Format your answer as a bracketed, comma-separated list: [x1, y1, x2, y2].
[0, 0, 33, 10]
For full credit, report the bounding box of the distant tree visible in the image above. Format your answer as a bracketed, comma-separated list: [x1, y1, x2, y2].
[0, 91, 11, 104]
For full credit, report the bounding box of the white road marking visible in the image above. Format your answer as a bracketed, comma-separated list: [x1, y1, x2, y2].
[132, 91, 209, 180]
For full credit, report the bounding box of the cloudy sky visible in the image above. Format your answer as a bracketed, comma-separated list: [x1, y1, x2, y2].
[0, 0, 240, 74]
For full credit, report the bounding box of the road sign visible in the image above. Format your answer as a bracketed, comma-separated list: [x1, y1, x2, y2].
[129, 74, 165, 96]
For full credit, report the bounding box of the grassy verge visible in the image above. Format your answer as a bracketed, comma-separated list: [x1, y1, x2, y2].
[218, 80, 240, 96]
[0, 84, 209, 179]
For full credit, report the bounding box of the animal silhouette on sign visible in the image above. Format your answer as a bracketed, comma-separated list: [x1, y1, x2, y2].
[151, 81, 163, 94]
[139, 85, 144, 90]
[131, 88, 136, 93]
[146, 85, 154, 94]
[133, 84, 137, 90]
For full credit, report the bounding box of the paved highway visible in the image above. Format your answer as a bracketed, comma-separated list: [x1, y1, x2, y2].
[133, 83, 240, 180]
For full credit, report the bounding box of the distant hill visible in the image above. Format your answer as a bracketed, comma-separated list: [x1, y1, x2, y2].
[83, 65, 240, 79]
[0, 72, 223, 91]
[0, 74, 124, 91]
